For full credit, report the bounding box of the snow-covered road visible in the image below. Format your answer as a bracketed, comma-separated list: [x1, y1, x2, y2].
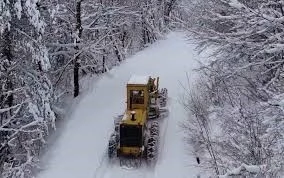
[37, 32, 201, 178]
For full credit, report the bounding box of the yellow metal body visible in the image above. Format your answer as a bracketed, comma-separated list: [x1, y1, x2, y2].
[118, 146, 141, 157]
[121, 109, 147, 126]
[117, 75, 159, 157]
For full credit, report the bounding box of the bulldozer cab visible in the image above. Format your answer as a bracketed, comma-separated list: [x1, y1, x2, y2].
[127, 75, 150, 110]
[126, 75, 159, 109]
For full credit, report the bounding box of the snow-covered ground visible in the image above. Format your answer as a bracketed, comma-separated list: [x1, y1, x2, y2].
[37, 32, 202, 178]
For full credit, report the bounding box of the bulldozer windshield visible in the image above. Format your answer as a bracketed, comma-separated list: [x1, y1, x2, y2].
[130, 90, 144, 104]
[120, 125, 142, 147]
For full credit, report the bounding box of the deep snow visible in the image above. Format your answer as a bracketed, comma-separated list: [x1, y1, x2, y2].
[37, 32, 202, 178]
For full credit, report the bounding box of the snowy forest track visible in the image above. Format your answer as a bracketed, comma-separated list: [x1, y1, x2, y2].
[37, 32, 201, 178]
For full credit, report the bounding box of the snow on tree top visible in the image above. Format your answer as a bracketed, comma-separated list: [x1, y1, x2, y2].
[127, 75, 150, 85]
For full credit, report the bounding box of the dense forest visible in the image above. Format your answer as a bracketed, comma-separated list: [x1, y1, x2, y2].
[1, 0, 284, 177]
[0, 0, 181, 177]
[182, 0, 284, 177]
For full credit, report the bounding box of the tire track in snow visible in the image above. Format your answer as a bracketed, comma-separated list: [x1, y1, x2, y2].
[93, 151, 110, 178]
[155, 97, 171, 167]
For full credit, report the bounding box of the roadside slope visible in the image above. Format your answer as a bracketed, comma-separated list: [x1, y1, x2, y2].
[38, 32, 201, 178]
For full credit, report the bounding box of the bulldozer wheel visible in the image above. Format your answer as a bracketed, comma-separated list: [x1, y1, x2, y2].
[108, 133, 118, 158]
[146, 137, 157, 163]
[146, 122, 159, 164]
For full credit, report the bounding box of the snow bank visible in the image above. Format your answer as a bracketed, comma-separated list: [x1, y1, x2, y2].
[219, 164, 265, 177]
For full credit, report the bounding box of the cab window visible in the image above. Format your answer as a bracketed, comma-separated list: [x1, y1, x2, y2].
[130, 90, 144, 104]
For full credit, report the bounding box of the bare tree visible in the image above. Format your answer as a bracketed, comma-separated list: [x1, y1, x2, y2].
[181, 74, 220, 175]
[182, 0, 284, 176]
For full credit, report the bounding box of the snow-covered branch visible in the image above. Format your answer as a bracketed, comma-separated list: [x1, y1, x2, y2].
[183, 0, 284, 176]
[219, 164, 265, 177]
[0, 104, 21, 114]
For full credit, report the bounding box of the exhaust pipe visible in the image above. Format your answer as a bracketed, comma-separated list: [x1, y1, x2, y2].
[131, 111, 136, 121]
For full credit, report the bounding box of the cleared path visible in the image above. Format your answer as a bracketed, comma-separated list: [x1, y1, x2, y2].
[38, 32, 201, 178]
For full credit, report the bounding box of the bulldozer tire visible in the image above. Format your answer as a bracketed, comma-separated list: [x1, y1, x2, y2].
[150, 121, 159, 137]
[146, 121, 160, 164]
[158, 88, 168, 107]
[108, 133, 118, 158]
[146, 137, 157, 163]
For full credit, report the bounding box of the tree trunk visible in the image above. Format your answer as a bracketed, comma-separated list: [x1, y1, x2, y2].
[74, 0, 83, 97]
[2, 29, 14, 117]
[4, 29, 13, 106]
[74, 60, 80, 97]
[164, 0, 176, 25]
[142, 21, 150, 45]
[109, 32, 122, 62]
[0, 28, 13, 176]
[102, 51, 106, 73]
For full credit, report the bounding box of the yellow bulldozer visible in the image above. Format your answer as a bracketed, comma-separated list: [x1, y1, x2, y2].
[108, 75, 168, 167]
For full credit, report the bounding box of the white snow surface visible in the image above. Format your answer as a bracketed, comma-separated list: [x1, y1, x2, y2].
[219, 164, 264, 177]
[37, 32, 202, 178]
[127, 75, 150, 85]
